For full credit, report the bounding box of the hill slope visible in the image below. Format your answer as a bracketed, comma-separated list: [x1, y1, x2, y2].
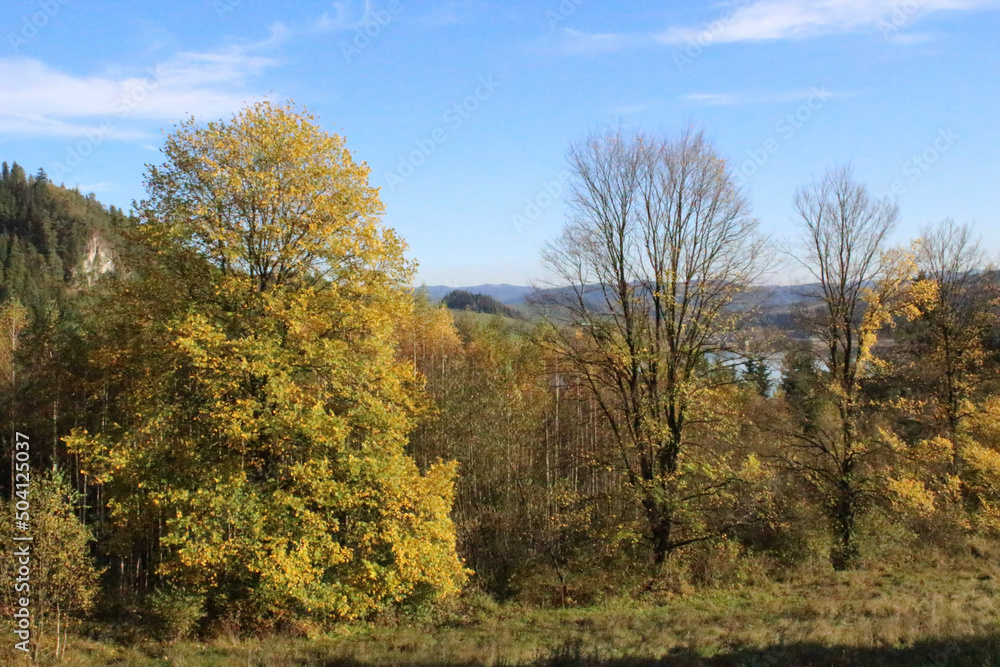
[0, 161, 123, 315]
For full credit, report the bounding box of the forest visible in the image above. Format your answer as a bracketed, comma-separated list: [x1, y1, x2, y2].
[1, 101, 999, 666]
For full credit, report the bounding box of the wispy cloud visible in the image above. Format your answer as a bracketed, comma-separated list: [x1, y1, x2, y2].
[551, 0, 995, 54]
[683, 87, 842, 106]
[0, 112, 149, 140]
[659, 0, 994, 45]
[611, 103, 652, 116]
[0, 42, 278, 138]
[314, 0, 472, 32]
[886, 30, 935, 44]
[550, 27, 646, 54]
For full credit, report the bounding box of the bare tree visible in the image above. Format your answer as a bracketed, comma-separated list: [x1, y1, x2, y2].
[786, 165, 914, 570]
[540, 128, 770, 565]
[913, 219, 991, 440]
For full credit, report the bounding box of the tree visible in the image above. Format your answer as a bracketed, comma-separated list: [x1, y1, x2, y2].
[441, 289, 518, 318]
[67, 101, 466, 628]
[0, 299, 28, 400]
[540, 128, 771, 565]
[911, 220, 992, 441]
[783, 165, 921, 570]
[0, 299, 29, 494]
[403, 295, 637, 604]
[742, 357, 773, 397]
[0, 471, 99, 662]
[889, 221, 1000, 535]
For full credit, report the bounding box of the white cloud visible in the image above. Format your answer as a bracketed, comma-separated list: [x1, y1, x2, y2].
[684, 93, 743, 106]
[887, 30, 935, 43]
[314, 0, 470, 33]
[611, 103, 651, 116]
[683, 87, 841, 106]
[0, 42, 278, 138]
[549, 0, 994, 53]
[659, 0, 994, 45]
[0, 112, 149, 139]
[552, 27, 644, 54]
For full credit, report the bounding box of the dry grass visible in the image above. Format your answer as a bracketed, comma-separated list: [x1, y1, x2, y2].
[33, 558, 1000, 666]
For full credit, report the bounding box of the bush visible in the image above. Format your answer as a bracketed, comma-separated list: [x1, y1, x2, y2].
[146, 588, 205, 642]
[0, 470, 100, 661]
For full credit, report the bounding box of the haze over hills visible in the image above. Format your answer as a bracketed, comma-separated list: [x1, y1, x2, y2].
[422, 283, 827, 336]
[421, 284, 535, 305]
[423, 283, 821, 309]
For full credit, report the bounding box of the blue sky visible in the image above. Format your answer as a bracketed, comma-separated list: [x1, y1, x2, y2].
[1, 0, 998, 286]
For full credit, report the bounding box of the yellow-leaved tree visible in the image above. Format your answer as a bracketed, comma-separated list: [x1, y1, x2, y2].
[66, 101, 466, 632]
[782, 166, 932, 569]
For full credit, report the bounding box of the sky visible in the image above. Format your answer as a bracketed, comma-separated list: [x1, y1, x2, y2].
[1, 0, 998, 287]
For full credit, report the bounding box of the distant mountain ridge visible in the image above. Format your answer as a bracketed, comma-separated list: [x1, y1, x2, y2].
[441, 289, 521, 319]
[421, 283, 822, 309]
[421, 284, 535, 305]
[420, 282, 827, 336]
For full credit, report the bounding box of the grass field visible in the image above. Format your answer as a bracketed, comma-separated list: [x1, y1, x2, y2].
[39, 557, 1000, 667]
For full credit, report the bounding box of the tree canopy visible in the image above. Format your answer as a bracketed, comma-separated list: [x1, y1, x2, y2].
[66, 101, 466, 626]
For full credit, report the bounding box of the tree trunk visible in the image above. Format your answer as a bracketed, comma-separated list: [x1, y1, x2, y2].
[644, 497, 674, 566]
[830, 485, 858, 571]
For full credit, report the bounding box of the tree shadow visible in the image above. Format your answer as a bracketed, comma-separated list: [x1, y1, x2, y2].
[316, 634, 1000, 667]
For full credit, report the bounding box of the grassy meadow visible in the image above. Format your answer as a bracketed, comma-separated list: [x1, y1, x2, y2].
[41, 555, 1000, 667]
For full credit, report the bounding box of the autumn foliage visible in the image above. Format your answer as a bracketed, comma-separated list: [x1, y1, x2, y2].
[65, 102, 466, 627]
[0, 108, 998, 652]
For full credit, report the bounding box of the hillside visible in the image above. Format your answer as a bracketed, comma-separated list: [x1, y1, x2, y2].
[423, 283, 534, 305]
[442, 289, 522, 318]
[0, 161, 124, 315]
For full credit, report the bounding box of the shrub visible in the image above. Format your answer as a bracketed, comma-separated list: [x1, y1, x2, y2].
[146, 588, 206, 642]
[0, 471, 100, 661]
